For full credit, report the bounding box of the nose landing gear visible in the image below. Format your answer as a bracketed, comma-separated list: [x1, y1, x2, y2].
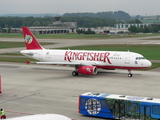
[128, 69, 132, 77]
[128, 73, 132, 77]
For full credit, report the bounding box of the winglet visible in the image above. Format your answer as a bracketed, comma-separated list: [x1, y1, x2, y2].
[22, 27, 43, 50]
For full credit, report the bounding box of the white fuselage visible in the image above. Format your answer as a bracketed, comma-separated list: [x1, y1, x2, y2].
[20, 49, 151, 70]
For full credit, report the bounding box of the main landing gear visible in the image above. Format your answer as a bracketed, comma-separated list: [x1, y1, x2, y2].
[128, 69, 132, 77]
[72, 71, 79, 76]
[72, 65, 79, 76]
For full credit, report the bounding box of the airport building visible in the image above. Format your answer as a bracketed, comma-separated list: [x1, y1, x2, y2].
[85, 23, 157, 34]
[7, 19, 158, 34]
[11, 16, 77, 34]
[78, 27, 129, 34]
[114, 23, 151, 29]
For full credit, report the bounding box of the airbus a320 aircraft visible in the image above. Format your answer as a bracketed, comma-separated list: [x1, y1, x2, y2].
[20, 27, 152, 77]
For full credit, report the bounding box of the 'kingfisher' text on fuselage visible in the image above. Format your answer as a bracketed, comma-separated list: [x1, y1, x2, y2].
[64, 51, 112, 64]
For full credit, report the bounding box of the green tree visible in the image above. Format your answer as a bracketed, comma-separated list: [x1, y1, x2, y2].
[33, 20, 41, 26]
[127, 19, 142, 24]
[128, 26, 137, 33]
[153, 26, 159, 32]
[63, 11, 131, 21]
[8, 27, 11, 33]
[144, 27, 149, 33]
[76, 29, 81, 34]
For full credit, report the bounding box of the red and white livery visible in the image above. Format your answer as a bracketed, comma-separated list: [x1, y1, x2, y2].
[20, 27, 152, 77]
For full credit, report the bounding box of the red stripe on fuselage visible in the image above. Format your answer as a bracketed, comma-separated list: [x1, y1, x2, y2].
[96, 66, 148, 70]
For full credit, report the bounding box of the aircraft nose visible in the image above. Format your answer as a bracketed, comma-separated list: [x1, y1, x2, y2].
[147, 60, 152, 67]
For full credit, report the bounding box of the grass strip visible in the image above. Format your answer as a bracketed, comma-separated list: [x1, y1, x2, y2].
[0, 57, 36, 63]
[0, 41, 53, 48]
[0, 33, 160, 39]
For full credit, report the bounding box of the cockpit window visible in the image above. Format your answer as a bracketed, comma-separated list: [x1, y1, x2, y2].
[135, 57, 145, 60]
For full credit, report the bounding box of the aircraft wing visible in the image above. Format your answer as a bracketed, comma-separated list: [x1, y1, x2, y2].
[30, 61, 98, 66]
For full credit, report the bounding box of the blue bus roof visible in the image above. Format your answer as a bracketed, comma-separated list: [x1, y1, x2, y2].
[80, 92, 160, 103]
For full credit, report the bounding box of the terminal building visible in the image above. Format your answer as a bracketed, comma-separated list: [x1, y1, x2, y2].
[114, 23, 151, 29]
[11, 16, 77, 34]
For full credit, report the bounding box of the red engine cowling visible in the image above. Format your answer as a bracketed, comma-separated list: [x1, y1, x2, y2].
[77, 66, 98, 75]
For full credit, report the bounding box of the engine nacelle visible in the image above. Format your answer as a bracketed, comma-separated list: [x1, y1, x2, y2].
[77, 66, 98, 75]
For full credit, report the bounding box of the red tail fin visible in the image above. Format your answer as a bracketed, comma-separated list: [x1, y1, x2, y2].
[22, 27, 43, 50]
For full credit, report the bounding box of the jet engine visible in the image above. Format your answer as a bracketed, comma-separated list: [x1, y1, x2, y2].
[77, 66, 98, 75]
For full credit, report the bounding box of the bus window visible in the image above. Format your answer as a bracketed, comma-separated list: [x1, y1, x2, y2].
[99, 100, 108, 109]
[126, 101, 139, 117]
[153, 105, 160, 115]
[80, 98, 86, 106]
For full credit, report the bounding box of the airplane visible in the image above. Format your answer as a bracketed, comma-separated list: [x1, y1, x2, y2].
[20, 27, 152, 77]
[6, 114, 72, 120]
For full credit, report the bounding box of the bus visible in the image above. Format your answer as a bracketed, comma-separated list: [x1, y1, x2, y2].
[78, 92, 160, 120]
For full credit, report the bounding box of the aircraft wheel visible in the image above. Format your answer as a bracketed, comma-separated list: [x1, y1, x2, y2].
[72, 71, 79, 76]
[128, 73, 132, 77]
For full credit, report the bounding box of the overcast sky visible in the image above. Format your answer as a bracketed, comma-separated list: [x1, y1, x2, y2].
[0, 0, 160, 16]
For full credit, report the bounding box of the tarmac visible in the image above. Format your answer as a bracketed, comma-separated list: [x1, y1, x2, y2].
[0, 36, 159, 119]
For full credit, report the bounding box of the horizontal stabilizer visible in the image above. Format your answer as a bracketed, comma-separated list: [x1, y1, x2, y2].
[20, 50, 33, 56]
[26, 60, 30, 65]
[26, 60, 39, 65]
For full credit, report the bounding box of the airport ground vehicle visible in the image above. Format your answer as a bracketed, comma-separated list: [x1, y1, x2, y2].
[79, 92, 160, 120]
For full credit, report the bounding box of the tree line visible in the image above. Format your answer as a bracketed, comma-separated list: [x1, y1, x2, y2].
[128, 25, 160, 33]
[0, 13, 160, 33]
[63, 11, 131, 21]
[0, 11, 131, 29]
[0, 16, 118, 28]
[62, 16, 117, 27]
[0, 17, 54, 28]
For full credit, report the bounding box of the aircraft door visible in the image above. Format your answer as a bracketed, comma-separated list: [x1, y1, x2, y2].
[140, 105, 151, 120]
[125, 53, 130, 64]
[38, 51, 43, 61]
